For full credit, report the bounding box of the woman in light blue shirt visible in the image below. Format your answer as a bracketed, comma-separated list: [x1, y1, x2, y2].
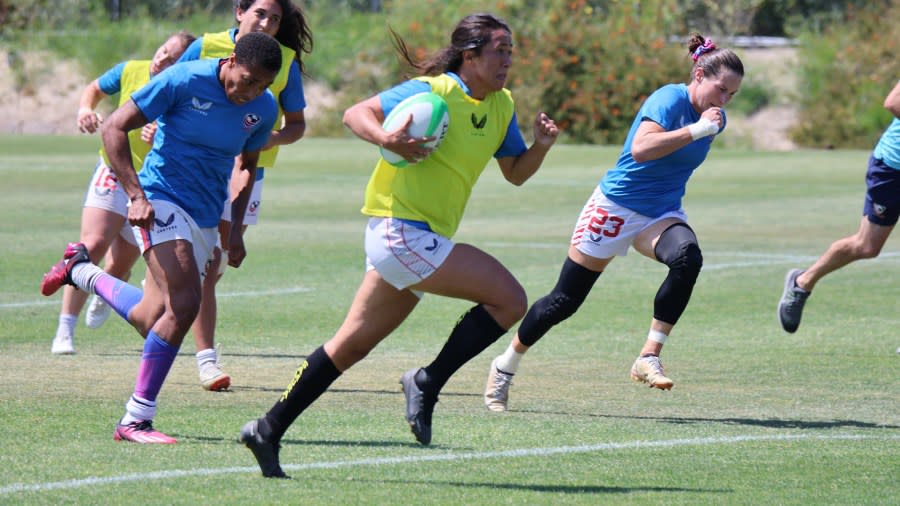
[484, 33, 744, 411]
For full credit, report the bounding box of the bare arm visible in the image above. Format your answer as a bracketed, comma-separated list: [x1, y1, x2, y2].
[631, 107, 723, 163]
[100, 100, 153, 228]
[496, 112, 560, 186]
[77, 79, 108, 134]
[261, 109, 306, 151]
[343, 95, 433, 164]
[884, 80, 900, 118]
[226, 150, 260, 268]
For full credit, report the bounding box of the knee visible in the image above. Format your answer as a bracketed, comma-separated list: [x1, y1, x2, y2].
[509, 287, 529, 323]
[169, 290, 201, 329]
[655, 223, 703, 281]
[854, 240, 882, 259]
[493, 282, 528, 329]
[531, 290, 585, 327]
[547, 291, 584, 322]
[676, 242, 703, 279]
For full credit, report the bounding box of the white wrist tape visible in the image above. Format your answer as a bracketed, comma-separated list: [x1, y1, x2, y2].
[688, 117, 719, 140]
[218, 250, 229, 276]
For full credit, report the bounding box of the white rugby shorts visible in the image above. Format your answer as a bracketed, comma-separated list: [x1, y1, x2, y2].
[571, 187, 687, 259]
[220, 177, 263, 225]
[130, 199, 218, 278]
[364, 217, 454, 291]
[82, 159, 137, 246]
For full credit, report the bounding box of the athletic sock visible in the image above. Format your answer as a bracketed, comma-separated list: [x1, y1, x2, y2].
[420, 304, 507, 392]
[69, 262, 103, 292]
[133, 331, 179, 404]
[263, 346, 342, 442]
[56, 314, 77, 338]
[494, 343, 523, 374]
[196, 348, 217, 369]
[72, 263, 143, 322]
[122, 395, 156, 424]
[94, 274, 143, 322]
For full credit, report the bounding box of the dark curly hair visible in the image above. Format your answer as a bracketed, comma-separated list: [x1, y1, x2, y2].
[234, 31, 283, 75]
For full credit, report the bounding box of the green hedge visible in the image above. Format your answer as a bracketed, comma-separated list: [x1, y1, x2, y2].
[5, 0, 896, 147]
[310, 0, 690, 143]
[508, 0, 687, 144]
[790, 2, 899, 148]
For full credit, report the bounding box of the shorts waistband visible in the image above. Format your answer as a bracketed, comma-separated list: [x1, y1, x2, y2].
[394, 218, 432, 231]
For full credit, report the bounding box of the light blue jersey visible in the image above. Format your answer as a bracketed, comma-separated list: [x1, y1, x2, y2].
[131, 58, 278, 227]
[873, 117, 900, 170]
[97, 62, 127, 94]
[600, 83, 725, 218]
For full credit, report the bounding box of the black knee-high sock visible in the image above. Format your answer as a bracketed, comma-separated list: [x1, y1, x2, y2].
[420, 304, 506, 393]
[261, 346, 341, 442]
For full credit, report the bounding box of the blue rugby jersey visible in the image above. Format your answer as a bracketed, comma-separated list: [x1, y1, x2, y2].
[600, 83, 725, 218]
[131, 58, 277, 227]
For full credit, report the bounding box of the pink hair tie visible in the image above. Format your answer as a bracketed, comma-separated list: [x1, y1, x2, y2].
[692, 39, 716, 61]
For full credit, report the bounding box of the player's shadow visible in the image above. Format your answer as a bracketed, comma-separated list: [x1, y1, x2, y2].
[214, 352, 309, 360]
[177, 433, 425, 449]
[199, 384, 484, 397]
[342, 477, 729, 496]
[515, 409, 900, 430]
[96, 351, 309, 359]
[658, 415, 899, 430]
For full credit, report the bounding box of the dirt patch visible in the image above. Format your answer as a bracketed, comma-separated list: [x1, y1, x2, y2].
[724, 46, 800, 150]
[0, 48, 336, 135]
[0, 49, 87, 134]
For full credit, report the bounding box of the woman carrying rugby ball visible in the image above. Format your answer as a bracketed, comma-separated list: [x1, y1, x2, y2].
[240, 12, 559, 478]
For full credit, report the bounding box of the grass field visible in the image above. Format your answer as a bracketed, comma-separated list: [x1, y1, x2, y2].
[0, 135, 898, 505]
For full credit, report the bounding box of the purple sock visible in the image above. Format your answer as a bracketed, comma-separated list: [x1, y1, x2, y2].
[134, 331, 179, 402]
[93, 273, 143, 321]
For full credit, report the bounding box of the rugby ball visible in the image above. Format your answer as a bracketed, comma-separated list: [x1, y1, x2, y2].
[380, 92, 449, 167]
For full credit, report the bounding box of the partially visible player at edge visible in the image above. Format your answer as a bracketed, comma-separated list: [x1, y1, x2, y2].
[483, 33, 743, 411]
[39, 32, 281, 443]
[778, 79, 900, 333]
[51, 31, 195, 355]
[239, 12, 559, 478]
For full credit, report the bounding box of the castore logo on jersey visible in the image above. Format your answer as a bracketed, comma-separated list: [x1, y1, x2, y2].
[191, 97, 213, 115]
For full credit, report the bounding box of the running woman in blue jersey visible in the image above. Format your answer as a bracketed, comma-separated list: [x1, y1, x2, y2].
[779, 79, 900, 333]
[484, 33, 744, 411]
[50, 31, 195, 356]
[239, 13, 559, 478]
[39, 32, 282, 444]
[172, 0, 312, 392]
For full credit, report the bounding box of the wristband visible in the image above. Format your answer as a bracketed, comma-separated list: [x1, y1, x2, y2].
[77, 107, 94, 117]
[688, 117, 719, 140]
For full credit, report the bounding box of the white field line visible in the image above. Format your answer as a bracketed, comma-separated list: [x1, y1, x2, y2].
[1, 433, 897, 495]
[5, 250, 897, 310]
